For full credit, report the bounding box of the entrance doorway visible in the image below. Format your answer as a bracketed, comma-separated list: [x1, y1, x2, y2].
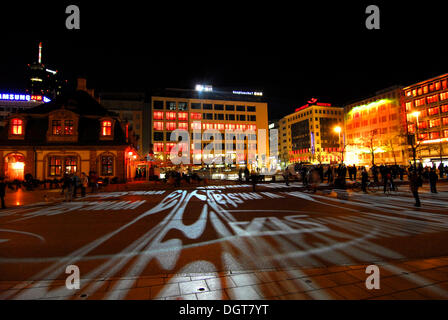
[4, 153, 25, 180]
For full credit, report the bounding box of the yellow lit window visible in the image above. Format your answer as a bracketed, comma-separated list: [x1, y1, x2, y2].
[101, 120, 112, 136]
[11, 118, 23, 135]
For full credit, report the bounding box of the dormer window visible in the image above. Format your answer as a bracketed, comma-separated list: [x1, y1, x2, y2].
[52, 119, 74, 135]
[101, 120, 112, 136]
[11, 118, 23, 135]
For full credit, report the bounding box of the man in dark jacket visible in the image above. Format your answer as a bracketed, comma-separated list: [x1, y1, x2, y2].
[0, 177, 6, 209]
[361, 167, 369, 193]
[429, 168, 438, 193]
[409, 171, 422, 207]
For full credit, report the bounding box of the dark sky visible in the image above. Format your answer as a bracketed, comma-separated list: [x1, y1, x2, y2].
[0, 1, 446, 120]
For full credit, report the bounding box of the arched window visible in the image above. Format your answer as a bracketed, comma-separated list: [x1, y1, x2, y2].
[100, 154, 114, 176]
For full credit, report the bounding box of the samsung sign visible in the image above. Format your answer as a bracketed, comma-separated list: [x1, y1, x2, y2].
[0, 93, 51, 103]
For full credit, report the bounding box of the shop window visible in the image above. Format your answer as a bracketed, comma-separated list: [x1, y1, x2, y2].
[65, 157, 77, 174]
[101, 155, 114, 176]
[5, 153, 25, 180]
[430, 132, 440, 139]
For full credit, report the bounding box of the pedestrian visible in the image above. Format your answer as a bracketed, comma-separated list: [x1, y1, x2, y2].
[80, 172, 88, 197]
[0, 176, 6, 209]
[361, 167, 369, 193]
[283, 168, 290, 186]
[250, 170, 258, 192]
[244, 167, 250, 183]
[238, 168, 243, 182]
[72, 172, 80, 198]
[429, 168, 438, 193]
[62, 174, 73, 202]
[353, 165, 357, 181]
[438, 162, 444, 179]
[409, 171, 422, 207]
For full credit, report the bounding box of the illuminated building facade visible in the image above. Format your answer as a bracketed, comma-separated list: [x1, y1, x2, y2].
[0, 90, 139, 182]
[403, 73, 448, 166]
[344, 87, 407, 166]
[150, 87, 269, 169]
[278, 100, 344, 166]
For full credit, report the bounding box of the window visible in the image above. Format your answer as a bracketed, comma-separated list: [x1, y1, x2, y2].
[203, 104, 212, 110]
[48, 157, 62, 176]
[442, 105, 448, 113]
[11, 118, 23, 135]
[443, 117, 448, 126]
[247, 106, 256, 112]
[178, 102, 188, 111]
[226, 114, 235, 121]
[101, 120, 112, 136]
[418, 121, 427, 129]
[435, 82, 441, 91]
[430, 132, 440, 139]
[429, 119, 440, 128]
[177, 112, 188, 121]
[427, 94, 439, 104]
[440, 92, 448, 101]
[166, 122, 176, 131]
[191, 122, 201, 130]
[408, 124, 415, 133]
[238, 115, 246, 121]
[191, 103, 201, 110]
[214, 104, 224, 111]
[415, 98, 426, 107]
[154, 132, 164, 141]
[225, 105, 235, 111]
[64, 157, 77, 174]
[52, 120, 62, 135]
[249, 115, 256, 121]
[215, 113, 224, 120]
[428, 107, 439, 116]
[190, 112, 201, 120]
[64, 120, 74, 135]
[236, 105, 245, 112]
[153, 143, 164, 152]
[153, 101, 164, 110]
[153, 111, 164, 120]
[167, 101, 176, 110]
[405, 102, 413, 111]
[166, 112, 176, 120]
[178, 122, 188, 130]
[203, 113, 213, 120]
[101, 155, 114, 176]
[423, 86, 428, 94]
[153, 121, 164, 131]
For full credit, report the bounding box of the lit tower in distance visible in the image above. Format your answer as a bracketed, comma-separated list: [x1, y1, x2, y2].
[26, 41, 66, 99]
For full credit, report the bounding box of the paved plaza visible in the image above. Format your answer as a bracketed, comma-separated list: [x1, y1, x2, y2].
[1, 180, 448, 300]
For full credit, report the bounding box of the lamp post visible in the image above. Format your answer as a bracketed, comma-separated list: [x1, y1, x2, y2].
[334, 126, 344, 163]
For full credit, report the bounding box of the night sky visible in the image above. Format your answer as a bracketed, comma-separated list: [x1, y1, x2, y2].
[1, 1, 446, 120]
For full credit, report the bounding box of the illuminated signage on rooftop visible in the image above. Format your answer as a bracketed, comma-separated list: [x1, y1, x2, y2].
[295, 98, 332, 112]
[0, 93, 51, 103]
[195, 84, 213, 92]
[232, 90, 263, 96]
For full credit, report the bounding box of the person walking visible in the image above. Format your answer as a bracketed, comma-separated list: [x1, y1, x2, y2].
[250, 170, 258, 192]
[80, 172, 89, 197]
[244, 167, 250, 183]
[62, 174, 73, 202]
[283, 168, 290, 186]
[438, 162, 444, 179]
[238, 168, 243, 182]
[361, 167, 369, 193]
[0, 177, 7, 209]
[429, 168, 438, 193]
[72, 172, 80, 198]
[353, 165, 357, 181]
[409, 171, 422, 207]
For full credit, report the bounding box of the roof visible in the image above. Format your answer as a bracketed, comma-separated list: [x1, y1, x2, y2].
[151, 88, 266, 103]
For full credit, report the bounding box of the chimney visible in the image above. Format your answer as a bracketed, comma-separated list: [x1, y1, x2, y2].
[76, 78, 97, 100]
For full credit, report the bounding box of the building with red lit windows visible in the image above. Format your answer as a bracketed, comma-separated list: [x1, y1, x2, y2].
[403, 73, 448, 166]
[150, 87, 268, 170]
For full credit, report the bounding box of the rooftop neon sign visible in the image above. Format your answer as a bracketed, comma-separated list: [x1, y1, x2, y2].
[348, 99, 392, 115]
[0, 93, 51, 103]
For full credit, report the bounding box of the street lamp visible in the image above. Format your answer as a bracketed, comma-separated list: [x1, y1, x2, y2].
[334, 126, 344, 163]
